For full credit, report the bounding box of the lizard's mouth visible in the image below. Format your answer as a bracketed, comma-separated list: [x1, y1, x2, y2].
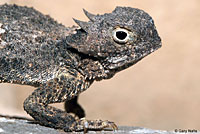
[103, 42, 161, 71]
[104, 53, 143, 71]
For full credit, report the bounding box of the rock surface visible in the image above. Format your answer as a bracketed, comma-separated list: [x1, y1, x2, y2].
[0, 115, 176, 134]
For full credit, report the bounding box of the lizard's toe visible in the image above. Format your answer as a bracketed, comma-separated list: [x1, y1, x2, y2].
[102, 120, 118, 130]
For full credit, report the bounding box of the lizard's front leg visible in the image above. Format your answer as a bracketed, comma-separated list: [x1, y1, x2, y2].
[65, 96, 85, 118]
[23, 68, 117, 132]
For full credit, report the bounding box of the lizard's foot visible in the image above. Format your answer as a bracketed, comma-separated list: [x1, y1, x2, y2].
[65, 118, 118, 132]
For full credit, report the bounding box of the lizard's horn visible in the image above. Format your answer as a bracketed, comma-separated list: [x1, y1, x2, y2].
[83, 9, 96, 21]
[73, 18, 90, 32]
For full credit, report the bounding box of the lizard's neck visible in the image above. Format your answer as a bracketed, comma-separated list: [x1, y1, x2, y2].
[77, 58, 116, 81]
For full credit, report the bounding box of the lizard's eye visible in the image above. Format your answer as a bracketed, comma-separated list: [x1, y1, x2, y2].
[112, 28, 130, 44]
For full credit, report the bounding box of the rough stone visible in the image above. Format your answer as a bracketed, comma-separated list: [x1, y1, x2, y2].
[0, 115, 175, 134]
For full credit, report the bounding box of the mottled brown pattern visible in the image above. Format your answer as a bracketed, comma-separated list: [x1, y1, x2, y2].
[0, 4, 161, 132]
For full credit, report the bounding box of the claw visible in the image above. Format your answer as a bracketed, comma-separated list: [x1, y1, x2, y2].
[103, 121, 118, 131]
[83, 9, 96, 21]
[111, 122, 118, 131]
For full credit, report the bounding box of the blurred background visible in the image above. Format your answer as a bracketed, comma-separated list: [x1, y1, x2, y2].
[0, 0, 200, 131]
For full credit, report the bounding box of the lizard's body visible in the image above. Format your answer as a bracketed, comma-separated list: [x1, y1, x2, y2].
[0, 5, 80, 86]
[0, 4, 161, 132]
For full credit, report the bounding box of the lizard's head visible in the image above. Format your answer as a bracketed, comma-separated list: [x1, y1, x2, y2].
[67, 7, 161, 76]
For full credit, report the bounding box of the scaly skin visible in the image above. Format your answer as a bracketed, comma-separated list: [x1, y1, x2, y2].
[0, 4, 161, 132]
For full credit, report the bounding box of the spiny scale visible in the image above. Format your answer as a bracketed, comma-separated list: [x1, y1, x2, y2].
[73, 18, 90, 32]
[83, 9, 96, 21]
[73, 9, 96, 31]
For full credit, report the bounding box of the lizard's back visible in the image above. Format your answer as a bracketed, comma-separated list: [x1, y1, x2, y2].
[0, 4, 77, 86]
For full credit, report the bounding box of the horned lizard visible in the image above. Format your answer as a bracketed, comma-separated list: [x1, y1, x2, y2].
[0, 4, 161, 132]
